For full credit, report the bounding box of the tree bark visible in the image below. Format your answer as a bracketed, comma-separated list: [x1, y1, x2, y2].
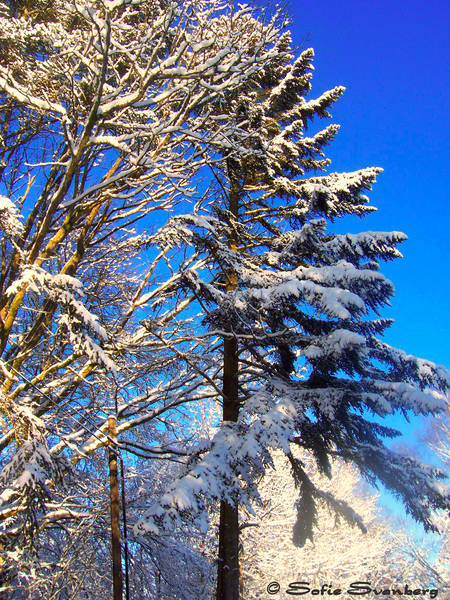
[216, 159, 241, 600]
[216, 497, 240, 600]
[216, 337, 240, 600]
[108, 416, 123, 600]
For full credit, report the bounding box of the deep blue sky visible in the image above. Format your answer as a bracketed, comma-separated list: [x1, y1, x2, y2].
[288, 0, 449, 369]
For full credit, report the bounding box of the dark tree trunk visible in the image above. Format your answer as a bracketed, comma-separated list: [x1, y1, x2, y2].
[216, 160, 241, 600]
[216, 339, 240, 600]
[216, 498, 240, 600]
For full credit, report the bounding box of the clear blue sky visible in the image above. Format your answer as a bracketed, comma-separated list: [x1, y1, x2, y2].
[287, 0, 449, 369]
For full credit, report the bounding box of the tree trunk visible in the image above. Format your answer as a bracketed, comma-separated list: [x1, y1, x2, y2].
[216, 159, 241, 600]
[216, 498, 240, 600]
[216, 338, 240, 600]
[108, 416, 123, 600]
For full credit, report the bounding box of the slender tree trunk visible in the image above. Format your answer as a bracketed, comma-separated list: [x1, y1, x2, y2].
[108, 416, 123, 600]
[216, 160, 241, 600]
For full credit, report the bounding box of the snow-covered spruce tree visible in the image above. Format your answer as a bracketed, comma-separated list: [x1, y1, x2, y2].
[133, 27, 450, 600]
[0, 1, 286, 594]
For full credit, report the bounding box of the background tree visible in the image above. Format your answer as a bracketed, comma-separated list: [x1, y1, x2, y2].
[390, 404, 450, 597]
[240, 449, 444, 599]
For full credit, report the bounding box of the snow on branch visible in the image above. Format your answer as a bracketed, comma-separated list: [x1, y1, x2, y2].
[0, 195, 24, 238]
[134, 378, 306, 537]
[6, 265, 116, 373]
